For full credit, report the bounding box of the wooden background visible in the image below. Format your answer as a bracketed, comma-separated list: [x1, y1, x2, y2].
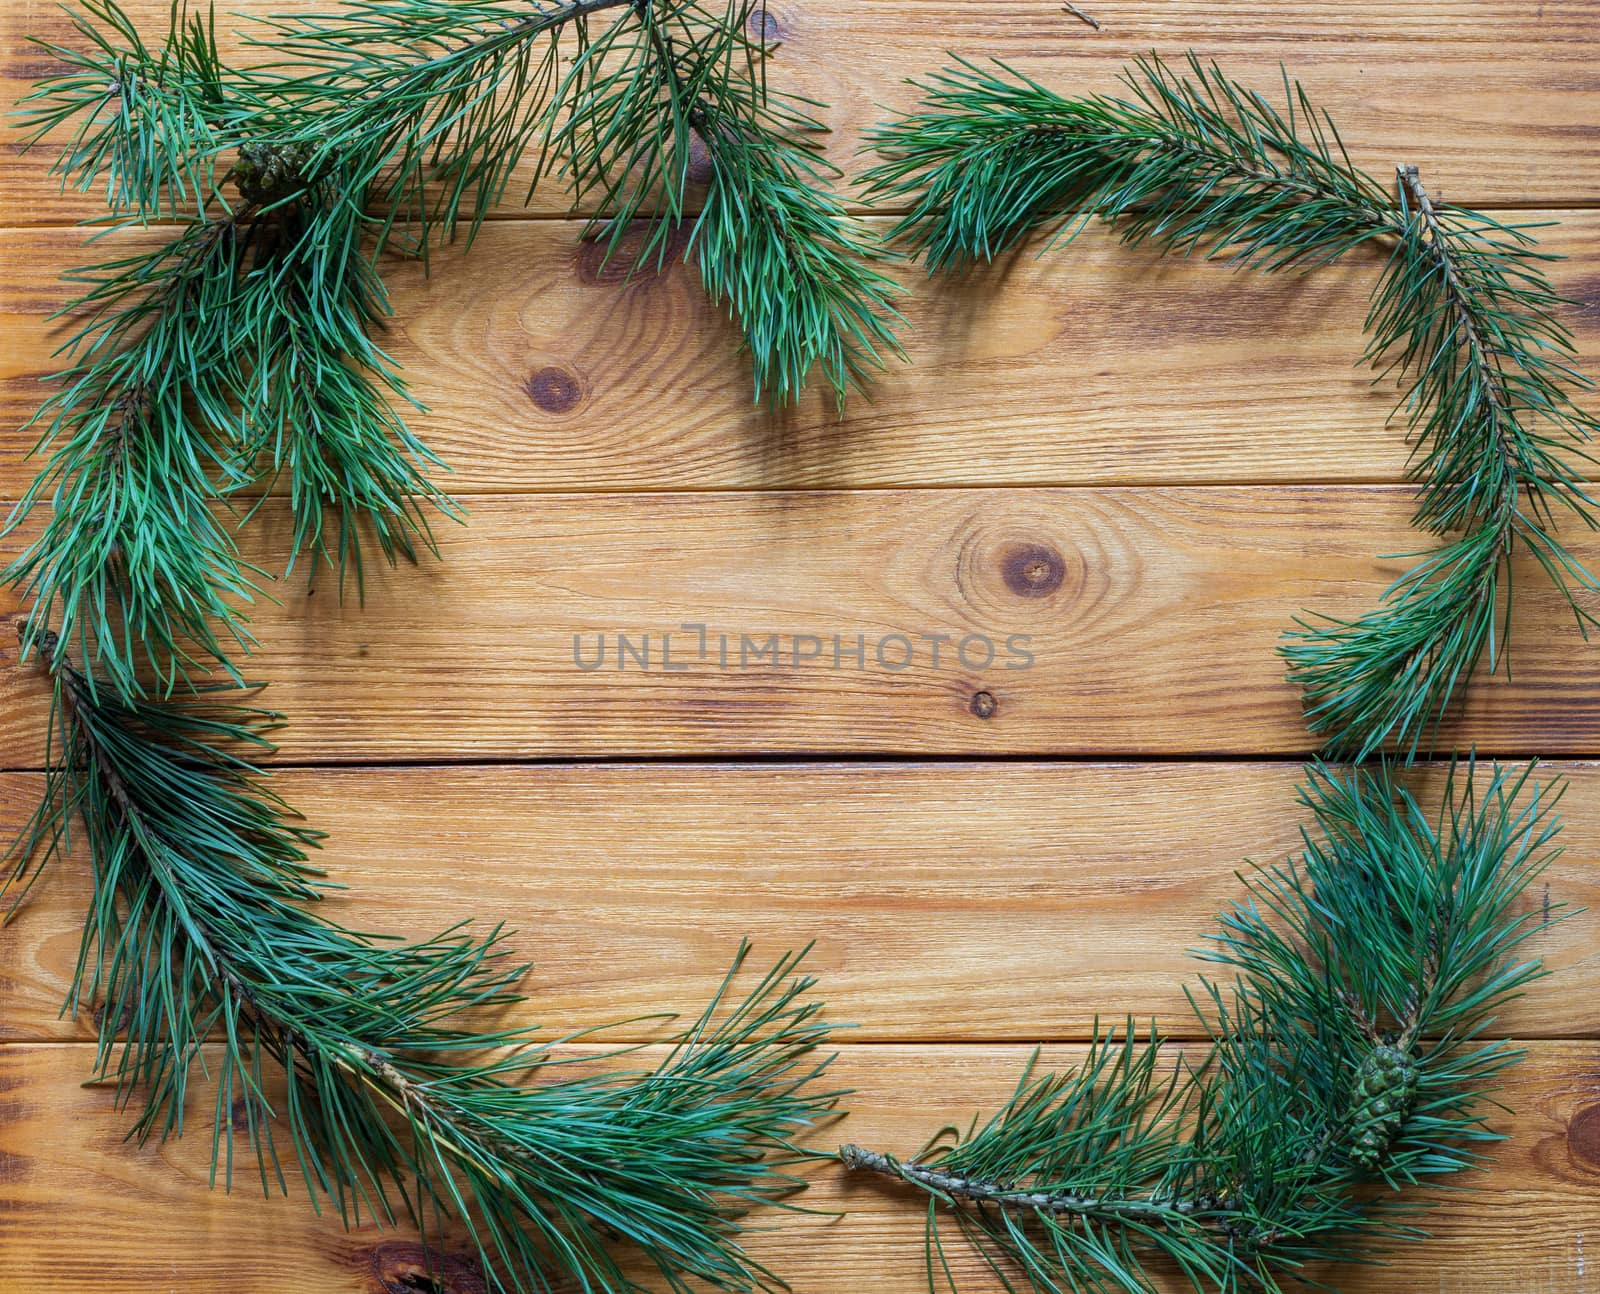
[2, 1, 1599, 1290]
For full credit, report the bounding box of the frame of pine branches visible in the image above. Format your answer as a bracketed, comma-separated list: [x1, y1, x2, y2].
[2, 7, 1594, 1294]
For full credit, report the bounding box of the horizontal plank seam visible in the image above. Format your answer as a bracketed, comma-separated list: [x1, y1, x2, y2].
[6, 195, 1600, 234]
[0, 483, 1531, 508]
[8, 750, 1600, 776]
[0, 1034, 1587, 1049]
[6, 757, 1594, 776]
[0, 480, 1568, 499]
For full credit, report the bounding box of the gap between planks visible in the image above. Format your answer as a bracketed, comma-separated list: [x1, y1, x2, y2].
[8, 190, 1600, 237]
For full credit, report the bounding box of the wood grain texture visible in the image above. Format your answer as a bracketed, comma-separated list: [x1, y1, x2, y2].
[6, 486, 1600, 763]
[0, 1040, 1596, 1292]
[4, 2, 1600, 1288]
[6, 215, 1599, 494]
[6, 1, 1600, 224]
[2, 762, 1595, 1045]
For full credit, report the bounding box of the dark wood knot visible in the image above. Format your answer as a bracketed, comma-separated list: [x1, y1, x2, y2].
[576, 222, 688, 285]
[92, 1000, 134, 1034]
[525, 365, 582, 414]
[1001, 542, 1065, 598]
[12, 56, 74, 84]
[1568, 1102, 1600, 1171]
[748, 5, 784, 40]
[368, 1242, 486, 1294]
[970, 690, 998, 720]
[687, 129, 714, 185]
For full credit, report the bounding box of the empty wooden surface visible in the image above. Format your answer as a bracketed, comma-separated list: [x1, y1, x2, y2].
[8, 488, 1600, 763]
[2, 762, 1596, 1044]
[3, 1, 1600, 1291]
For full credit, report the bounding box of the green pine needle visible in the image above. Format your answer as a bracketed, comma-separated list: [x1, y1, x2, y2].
[1284, 168, 1599, 758]
[841, 758, 1568, 1294]
[15, 0, 238, 220]
[8, 1, 463, 698]
[4, 210, 267, 699]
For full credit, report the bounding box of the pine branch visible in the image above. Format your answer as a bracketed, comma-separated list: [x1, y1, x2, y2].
[11, 0, 902, 700]
[261, 0, 903, 406]
[15, 0, 240, 219]
[222, 187, 456, 589]
[4, 206, 268, 698]
[840, 758, 1567, 1293]
[690, 104, 905, 406]
[865, 54, 1599, 759]
[8, 1, 461, 696]
[3, 635, 838, 1293]
[552, 0, 904, 406]
[256, 0, 632, 256]
[862, 55, 1397, 274]
[1283, 165, 1599, 758]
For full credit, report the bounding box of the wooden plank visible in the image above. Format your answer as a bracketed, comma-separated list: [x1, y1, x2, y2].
[6, 487, 1600, 763]
[5, 1, 1600, 224]
[0, 1040, 1593, 1290]
[2, 761, 1594, 1045]
[6, 214, 1600, 494]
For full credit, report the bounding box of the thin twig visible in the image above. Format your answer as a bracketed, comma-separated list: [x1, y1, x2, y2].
[1062, 2, 1101, 30]
[838, 1145, 1229, 1224]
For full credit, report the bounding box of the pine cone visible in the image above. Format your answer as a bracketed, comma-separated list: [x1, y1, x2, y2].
[234, 141, 314, 206]
[1346, 1043, 1418, 1171]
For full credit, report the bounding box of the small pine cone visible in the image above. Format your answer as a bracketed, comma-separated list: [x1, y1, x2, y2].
[234, 141, 314, 206]
[1345, 1043, 1418, 1171]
